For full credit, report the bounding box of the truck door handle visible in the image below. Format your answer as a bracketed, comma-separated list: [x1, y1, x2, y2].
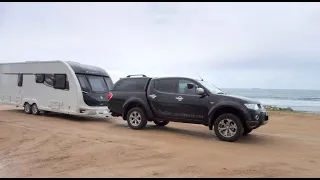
[149, 94, 157, 99]
[175, 96, 183, 101]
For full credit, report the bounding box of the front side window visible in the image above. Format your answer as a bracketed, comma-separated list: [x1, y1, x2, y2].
[178, 79, 197, 95]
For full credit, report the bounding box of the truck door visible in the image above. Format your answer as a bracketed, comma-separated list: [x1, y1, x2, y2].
[147, 78, 179, 119]
[174, 79, 209, 123]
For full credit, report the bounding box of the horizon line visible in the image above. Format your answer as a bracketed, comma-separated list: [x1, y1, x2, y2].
[220, 87, 320, 91]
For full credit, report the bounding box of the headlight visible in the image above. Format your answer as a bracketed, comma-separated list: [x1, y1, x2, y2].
[244, 103, 259, 110]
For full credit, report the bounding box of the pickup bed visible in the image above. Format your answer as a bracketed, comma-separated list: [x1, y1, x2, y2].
[107, 75, 269, 142]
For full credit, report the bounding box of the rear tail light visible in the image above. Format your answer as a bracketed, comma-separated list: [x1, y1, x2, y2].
[107, 92, 113, 101]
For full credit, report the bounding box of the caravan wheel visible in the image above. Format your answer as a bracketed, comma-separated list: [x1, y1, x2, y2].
[24, 103, 32, 114]
[31, 104, 41, 115]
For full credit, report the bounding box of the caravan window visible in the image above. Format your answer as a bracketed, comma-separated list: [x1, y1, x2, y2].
[18, 74, 23, 87]
[54, 74, 68, 90]
[44, 74, 54, 87]
[104, 77, 114, 90]
[76, 74, 110, 93]
[87, 75, 108, 93]
[35, 74, 45, 83]
[77, 74, 91, 92]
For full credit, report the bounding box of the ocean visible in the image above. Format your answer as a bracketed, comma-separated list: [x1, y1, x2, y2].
[221, 88, 320, 113]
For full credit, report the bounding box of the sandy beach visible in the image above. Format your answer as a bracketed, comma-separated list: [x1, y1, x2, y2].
[0, 104, 320, 178]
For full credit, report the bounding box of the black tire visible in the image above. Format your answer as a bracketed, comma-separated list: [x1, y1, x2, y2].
[24, 103, 32, 114]
[243, 129, 252, 136]
[213, 113, 244, 142]
[126, 107, 148, 130]
[31, 104, 41, 115]
[154, 120, 169, 127]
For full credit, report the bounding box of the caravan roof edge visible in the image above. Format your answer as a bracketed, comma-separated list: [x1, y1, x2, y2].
[0, 60, 65, 65]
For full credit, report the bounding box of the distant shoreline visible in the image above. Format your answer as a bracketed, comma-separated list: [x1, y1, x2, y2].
[222, 88, 320, 113]
[265, 105, 320, 114]
[221, 88, 320, 91]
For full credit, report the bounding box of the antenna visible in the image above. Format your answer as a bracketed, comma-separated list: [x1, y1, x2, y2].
[198, 76, 203, 81]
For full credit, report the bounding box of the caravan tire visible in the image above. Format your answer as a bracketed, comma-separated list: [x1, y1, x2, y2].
[24, 103, 32, 114]
[31, 104, 41, 115]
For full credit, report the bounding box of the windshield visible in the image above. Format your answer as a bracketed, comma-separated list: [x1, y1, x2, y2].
[197, 80, 224, 95]
[76, 74, 110, 93]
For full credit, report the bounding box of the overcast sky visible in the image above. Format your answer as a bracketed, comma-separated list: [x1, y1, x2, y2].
[1, 2, 320, 89]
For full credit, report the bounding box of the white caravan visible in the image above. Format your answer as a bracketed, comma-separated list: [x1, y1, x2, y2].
[0, 60, 113, 117]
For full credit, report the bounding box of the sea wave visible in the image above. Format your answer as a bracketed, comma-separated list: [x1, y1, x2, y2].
[222, 88, 320, 113]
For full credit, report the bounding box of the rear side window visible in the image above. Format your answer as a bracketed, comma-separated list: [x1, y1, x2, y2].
[114, 78, 148, 91]
[17, 74, 23, 87]
[154, 79, 177, 93]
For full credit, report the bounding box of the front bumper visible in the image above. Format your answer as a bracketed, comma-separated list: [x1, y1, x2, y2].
[246, 109, 269, 129]
[78, 106, 111, 117]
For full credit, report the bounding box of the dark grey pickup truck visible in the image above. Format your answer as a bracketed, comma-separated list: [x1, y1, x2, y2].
[107, 75, 269, 142]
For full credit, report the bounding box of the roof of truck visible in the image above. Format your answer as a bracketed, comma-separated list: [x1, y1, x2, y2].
[121, 75, 199, 81]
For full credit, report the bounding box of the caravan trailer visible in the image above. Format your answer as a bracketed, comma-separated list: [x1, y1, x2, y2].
[0, 60, 113, 117]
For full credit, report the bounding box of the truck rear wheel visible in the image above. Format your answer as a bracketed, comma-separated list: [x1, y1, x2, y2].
[127, 107, 148, 130]
[213, 113, 244, 142]
[154, 120, 169, 127]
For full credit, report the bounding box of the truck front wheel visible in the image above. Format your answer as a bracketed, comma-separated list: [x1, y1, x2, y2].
[127, 107, 148, 130]
[154, 120, 169, 127]
[213, 113, 244, 142]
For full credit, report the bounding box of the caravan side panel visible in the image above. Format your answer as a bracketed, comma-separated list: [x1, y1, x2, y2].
[0, 73, 23, 105]
[0, 61, 79, 114]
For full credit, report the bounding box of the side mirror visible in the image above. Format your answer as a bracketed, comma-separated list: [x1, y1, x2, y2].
[196, 87, 205, 95]
[187, 83, 195, 89]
